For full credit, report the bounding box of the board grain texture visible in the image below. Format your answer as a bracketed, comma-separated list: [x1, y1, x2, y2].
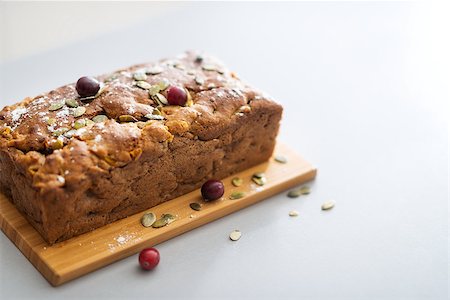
[0, 143, 316, 286]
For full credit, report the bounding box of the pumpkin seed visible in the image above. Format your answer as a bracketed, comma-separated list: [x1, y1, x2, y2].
[194, 77, 205, 85]
[49, 138, 64, 150]
[140, 212, 156, 227]
[274, 155, 287, 164]
[145, 66, 163, 75]
[148, 85, 161, 97]
[46, 118, 56, 125]
[289, 210, 299, 217]
[202, 64, 216, 71]
[133, 72, 147, 81]
[189, 202, 202, 211]
[136, 81, 152, 90]
[153, 93, 168, 105]
[252, 173, 266, 186]
[92, 115, 108, 123]
[229, 191, 245, 200]
[118, 115, 138, 122]
[72, 106, 86, 117]
[287, 186, 310, 198]
[144, 114, 164, 120]
[156, 80, 170, 91]
[187, 70, 195, 75]
[151, 218, 168, 228]
[152, 108, 162, 115]
[65, 99, 79, 108]
[321, 200, 335, 211]
[231, 177, 243, 187]
[52, 127, 69, 137]
[86, 119, 95, 126]
[48, 101, 64, 111]
[174, 63, 185, 70]
[64, 129, 77, 138]
[229, 230, 241, 241]
[162, 213, 176, 224]
[73, 119, 87, 129]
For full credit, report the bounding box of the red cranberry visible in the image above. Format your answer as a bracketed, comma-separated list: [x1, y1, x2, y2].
[139, 247, 160, 270]
[166, 86, 187, 106]
[76, 76, 100, 97]
[201, 179, 224, 201]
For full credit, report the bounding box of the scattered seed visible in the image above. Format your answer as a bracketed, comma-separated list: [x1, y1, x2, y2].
[161, 213, 176, 224]
[141, 212, 156, 227]
[133, 72, 148, 81]
[299, 186, 310, 195]
[274, 155, 287, 164]
[72, 106, 86, 117]
[231, 177, 243, 187]
[65, 99, 79, 108]
[136, 81, 152, 90]
[48, 101, 64, 111]
[146, 66, 163, 75]
[92, 115, 108, 123]
[252, 173, 266, 186]
[151, 218, 168, 228]
[289, 210, 299, 217]
[73, 119, 87, 129]
[118, 115, 138, 122]
[229, 191, 245, 200]
[287, 186, 311, 198]
[189, 202, 202, 211]
[321, 201, 335, 211]
[229, 230, 241, 241]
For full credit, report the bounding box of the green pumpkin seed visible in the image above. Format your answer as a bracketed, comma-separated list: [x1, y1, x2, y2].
[48, 101, 64, 111]
[65, 98, 79, 108]
[133, 72, 147, 81]
[157, 80, 170, 91]
[321, 201, 335, 211]
[229, 230, 241, 241]
[52, 127, 69, 137]
[92, 115, 108, 123]
[140, 212, 156, 227]
[64, 129, 77, 138]
[189, 202, 202, 211]
[287, 186, 310, 198]
[231, 177, 243, 187]
[118, 115, 138, 122]
[289, 210, 299, 217]
[73, 119, 87, 129]
[194, 77, 205, 85]
[252, 173, 266, 186]
[72, 106, 86, 117]
[49, 138, 64, 150]
[153, 93, 168, 106]
[229, 191, 245, 200]
[85, 119, 95, 126]
[136, 81, 152, 90]
[145, 66, 163, 75]
[148, 85, 161, 97]
[46, 118, 56, 125]
[161, 213, 176, 224]
[274, 155, 287, 164]
[144, 114, 164, 120]
[151, 218, 168, 228]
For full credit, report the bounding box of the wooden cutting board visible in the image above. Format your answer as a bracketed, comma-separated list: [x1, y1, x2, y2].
[0, 143, 316, 286]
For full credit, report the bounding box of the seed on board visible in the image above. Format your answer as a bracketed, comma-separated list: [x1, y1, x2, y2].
[133, 72, 148, 81]
[252, 173, 266, 186]
[274, 155, 287, 164]
[289, 210, 299, 217]
[231, 177, 243, 187]
[65, 98, 79, 108]
[141, 212, 156, 227]
[189, 202, 202, 211]
[229, 191, 245, 200]
[151, 217, 168, 228]
[161, 213, 176, 224]
[92, 115, 108, 123]
[136, 81, 152, 90]
[72, 106, 86, 117]
[48, 101, 64, 111]
[321, 200, 335, 211]
[229, 230, 241, 241]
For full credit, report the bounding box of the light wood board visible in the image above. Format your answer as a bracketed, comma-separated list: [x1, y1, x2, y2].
[0, 143, 316, 286]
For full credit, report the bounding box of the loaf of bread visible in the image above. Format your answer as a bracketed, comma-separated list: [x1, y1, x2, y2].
[0, 52, 282, 244]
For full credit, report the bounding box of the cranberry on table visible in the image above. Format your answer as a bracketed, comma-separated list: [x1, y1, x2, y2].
[76, 76, 100, 98]
[201, 179, 225, 201]
[166, 86, 187, 106]
[139, 247, 160, 270]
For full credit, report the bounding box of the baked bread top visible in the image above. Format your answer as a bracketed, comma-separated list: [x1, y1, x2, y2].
[0, 51, 280, 192]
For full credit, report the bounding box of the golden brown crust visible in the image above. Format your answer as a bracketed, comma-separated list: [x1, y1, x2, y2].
[0, 51, 283, 244]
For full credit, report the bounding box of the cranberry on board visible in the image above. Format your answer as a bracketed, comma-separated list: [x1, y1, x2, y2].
[201, 179, 225, 201]
[166, 86, 187, 106]
[139, 247, 160, 270]
[76, 76, 100, 98]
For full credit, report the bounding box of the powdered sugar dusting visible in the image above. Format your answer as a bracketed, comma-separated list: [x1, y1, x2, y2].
[10, 107, 28, 128]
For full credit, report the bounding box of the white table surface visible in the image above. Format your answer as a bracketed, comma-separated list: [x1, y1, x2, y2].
[0, 2, 448, 299]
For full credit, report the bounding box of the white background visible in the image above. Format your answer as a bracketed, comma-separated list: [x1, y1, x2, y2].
[0, 2, 448, 299]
